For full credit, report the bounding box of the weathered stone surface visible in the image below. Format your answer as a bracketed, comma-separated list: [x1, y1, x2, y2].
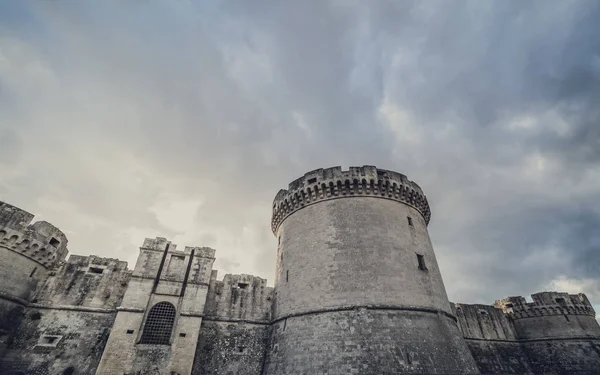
[0, 166, 599, 375]
[193, 321, 269, 375]
[2, 309, 114, 375]
[266, 309, 479, 375]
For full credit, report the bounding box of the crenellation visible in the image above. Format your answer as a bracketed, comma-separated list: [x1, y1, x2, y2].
[0, 201, 68, 269]
[204, 273, 273, 323]
[271, 165, 431, 234]
[454, 303, 519, 341]
[141, 236, 172, 252]
[32, 255, 131, 309]
[494, 292, 596, 320]
[186, 245, 216, 259]
[0, 202, 35, 230]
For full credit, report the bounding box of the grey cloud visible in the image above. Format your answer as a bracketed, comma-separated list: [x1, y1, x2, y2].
[1, 1, 599, 303]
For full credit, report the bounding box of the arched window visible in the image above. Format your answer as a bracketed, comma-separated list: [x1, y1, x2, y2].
[140, 302, 176, 345]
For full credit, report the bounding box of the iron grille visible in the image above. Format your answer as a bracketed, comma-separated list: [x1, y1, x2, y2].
[140, 302, 176, 345]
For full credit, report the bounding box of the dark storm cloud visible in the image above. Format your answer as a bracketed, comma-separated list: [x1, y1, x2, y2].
[1, 1, 599, 305]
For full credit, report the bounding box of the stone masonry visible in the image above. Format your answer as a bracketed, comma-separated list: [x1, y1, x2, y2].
[0, 166, 599, 375]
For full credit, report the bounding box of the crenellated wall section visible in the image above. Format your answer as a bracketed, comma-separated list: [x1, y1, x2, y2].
[0, 201, 70, 363]
[0, 255, 132, 375]
[271, 165, 431, 234]
[192, 272, 273, 375]
[454, 303, 533, 374]
[0, 201, 68, 272]
[456, 292, 600, 375]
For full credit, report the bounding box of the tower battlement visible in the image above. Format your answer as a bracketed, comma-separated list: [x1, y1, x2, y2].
[0, 201, 68, 268]
[271, 165, 431, 234]
[494, 292, 596, 319]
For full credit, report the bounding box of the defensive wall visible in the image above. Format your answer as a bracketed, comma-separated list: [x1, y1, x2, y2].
[1, 255, 131, 375]
[0, 202, 69, 362]
[1, 163, 600, 375]
[456, 292, 600, 374]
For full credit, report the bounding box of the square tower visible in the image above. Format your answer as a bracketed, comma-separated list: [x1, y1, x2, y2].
[96, 238, 215, 375]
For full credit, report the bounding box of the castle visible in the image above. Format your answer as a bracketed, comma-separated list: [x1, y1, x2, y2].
[0, 165, 599, 375]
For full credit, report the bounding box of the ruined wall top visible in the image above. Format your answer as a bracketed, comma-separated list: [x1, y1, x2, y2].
[453, 302, 518, 341]
[140, 237, 216, 259]
[33, 254, 131, 309]
[0, 201, 68, 268]
[493, 292, 596, 319]
[271, 166, 431, 234]
[204, 271, 273, 323]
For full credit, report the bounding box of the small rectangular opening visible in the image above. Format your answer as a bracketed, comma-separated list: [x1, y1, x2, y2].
[43, 336, 57, 344]
[30, 267, 37, 278]
[307, 177, 317, 184]
[38, 335, 61, 347]
[505, 303, 514, 308]
[286, 270, 289, 282]
[283, 318, 287, 331]
[416, 253, 427, 271]
[278, 236, 281, 245]
[238, 282, 249, 289]
[238, 346, 246, 353]
[126, 329, 134, 334]
[88, 267, 104, 274]
[49, 237, 60, 247]
[407, 217, 414, 226]
[555, 297, 566, 304]
[179, 332, 186, 337]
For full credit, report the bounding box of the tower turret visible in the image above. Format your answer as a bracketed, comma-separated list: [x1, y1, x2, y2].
[494, 292, 600, 340]
[264, 166, 479, 374]
[0, 201, 68, 303]
[0, 201, 69, 357]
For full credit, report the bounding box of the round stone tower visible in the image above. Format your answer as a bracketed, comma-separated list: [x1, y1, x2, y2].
[264, 166, 479, 375]
[0, 202, 69, 301]
[0, 201, 69, 354]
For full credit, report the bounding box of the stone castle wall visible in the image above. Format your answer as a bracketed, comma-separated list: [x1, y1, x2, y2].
[2, 160, 600, 375]
[0, 202, 70, 365]
[193, 272, 273, 375]
[0, 254, 131, 375]
[456, 293, 600, 375]
[455, 303, 534, 374]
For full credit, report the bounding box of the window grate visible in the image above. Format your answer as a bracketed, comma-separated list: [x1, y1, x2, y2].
[140, 302, 176, 345]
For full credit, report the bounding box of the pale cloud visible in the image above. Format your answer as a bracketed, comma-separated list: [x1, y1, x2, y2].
[1, 1, 599, 303]
[378, 98, 423, 146]
[148, 195, 204, 233]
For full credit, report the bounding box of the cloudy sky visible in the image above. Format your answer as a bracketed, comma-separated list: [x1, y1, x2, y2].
[1, 1, 599, 308]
